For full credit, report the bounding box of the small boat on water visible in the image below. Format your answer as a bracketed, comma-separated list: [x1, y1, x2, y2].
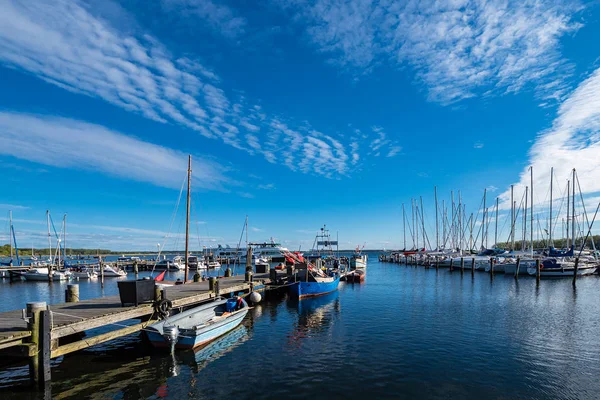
[22, 267, 70, 281]
[102, 265, 127, 277]
[345, 269, 365, 283]
[289, 269, 340, 299]
[155, 257, 185, 271]
[527, 259, 598, 277]
[350, 252, 367, 270]
[71, 269, 98, 280]
[146, 297, 249, 349]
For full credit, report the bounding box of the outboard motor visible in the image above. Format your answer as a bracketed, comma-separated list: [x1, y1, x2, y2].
[162, 325, 180, 348]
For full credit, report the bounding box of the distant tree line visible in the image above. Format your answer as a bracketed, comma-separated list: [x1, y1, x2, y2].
[494, 235, 600, 251]
[0, 244, 113, 257]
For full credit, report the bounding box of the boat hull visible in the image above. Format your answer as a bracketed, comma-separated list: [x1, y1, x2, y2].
[527, 266, 597, 277]
[289, 276, 340, 299]
[147, 309, 248, 349]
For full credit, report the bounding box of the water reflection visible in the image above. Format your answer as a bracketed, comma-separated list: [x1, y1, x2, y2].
[286, 292, 340, 347]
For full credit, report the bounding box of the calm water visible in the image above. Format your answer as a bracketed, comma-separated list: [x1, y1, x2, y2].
[2, 256, 600, 399]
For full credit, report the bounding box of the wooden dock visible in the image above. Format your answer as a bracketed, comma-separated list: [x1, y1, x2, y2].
[0, 273, 272, 387]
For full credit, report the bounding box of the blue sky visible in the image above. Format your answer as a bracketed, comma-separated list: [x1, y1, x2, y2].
[1, 0, 600, 251]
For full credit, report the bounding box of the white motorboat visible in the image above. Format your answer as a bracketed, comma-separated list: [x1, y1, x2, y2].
[350, 252, 367, 269]
[155, 257, 185, 271]
[22, 267, 70, 281]
[72, 269, 98, 280]
[102, 265, 127, 277]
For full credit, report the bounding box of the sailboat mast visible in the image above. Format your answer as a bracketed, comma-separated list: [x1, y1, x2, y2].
[567, 180, 570, 249]
[47, 210, 51, 263]
[442, 200, 446, 249]
[572, 168, 576, 249]
[481, 189, 486, 250]
[549, 167, 553, 246]
[495, 198, 499, 247]
[523, 187, 528, 251]
[184, 155, 192, 283]
[434, 186, 439, 251]
[530, 167, 534, 256]
[63, 214, 67, 261]
[9, 210, 13, 259]
[402, 203, 406, 250]
[451, 191, 455, 250]
[420, 196, 425, 250]
[510, 185, 515, 251]
[245, 215, 248, 247]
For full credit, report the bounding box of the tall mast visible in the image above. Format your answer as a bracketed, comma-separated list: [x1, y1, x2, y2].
[442, 200, 446, 249]
[47, 210, 52, 263]
[245, 215, 248, 247]
[572, 168, 576, 249]
[469, 213, 473, 251]
[549, 167, 553, 246]
[510, 185, 515, 251]
[402, 203, 406, 250]
[184, 155, 192, 283]
[495, 198, 499, 247]
[458, 191, 462, 252]
[63, 214, 67, 261]
[451, 191, 455, 250]
[530, 167, 534, 256]
[481, 189, 487, 250]
[523, 186, 528, 251]
[420, 196, 425, 250]
[434, 186, 439, 251]
[9, 210, 13, 259]
[566, 180, 570, 248]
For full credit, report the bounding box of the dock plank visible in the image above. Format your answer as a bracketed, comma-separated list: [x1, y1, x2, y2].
[0, 274, 270, 346]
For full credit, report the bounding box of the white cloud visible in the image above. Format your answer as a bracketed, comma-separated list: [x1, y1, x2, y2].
[0, 112, 230, 190]
[387, 146, 401, 157]
[499, 67, 600, 210]
[277, 0, 582, 104]
[257, 183, 275, 190]
[251, 227, 264, 232]
[474, 141, 484, 149]
[0, 0, 354, 179]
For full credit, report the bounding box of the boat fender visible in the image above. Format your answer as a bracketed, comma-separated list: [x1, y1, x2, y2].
[156, 299, 172, 318]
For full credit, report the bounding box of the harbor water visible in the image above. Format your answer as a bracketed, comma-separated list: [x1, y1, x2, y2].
[1, 255, 600, 399]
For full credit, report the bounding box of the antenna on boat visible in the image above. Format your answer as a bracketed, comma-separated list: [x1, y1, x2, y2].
[184, 155, 192, 283]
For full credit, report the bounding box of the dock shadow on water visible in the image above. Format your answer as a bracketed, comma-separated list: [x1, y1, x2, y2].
[2, 257, 600, 399]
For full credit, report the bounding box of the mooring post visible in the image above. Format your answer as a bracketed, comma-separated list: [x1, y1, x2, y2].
[193, 271, 200, 282]
[572, 257, 579, 287]
[489, 258, 494, 275]
[154, 284, 162, 302]
[435, 259, 439, 270]
[65, 284, 79, 303]
[471, 257, 475, 276]
[134, 260, 139, 278]
[40, 308, 51, 387]
[26, 302, 46, 386]
[514, 257, 521, 279]
[536, 259, 541, 285]
[460, 257, 464, 273]
[209, 277, 217, 292]
[269, 268, 277, 282]
[449, 258, 454, 272]
[100, 258, 104, 289]
[225, 268, 232, 278]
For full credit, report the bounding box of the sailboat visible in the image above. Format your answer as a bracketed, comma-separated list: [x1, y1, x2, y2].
[147, 156, 249, 349]
[1, 211, 19, 267]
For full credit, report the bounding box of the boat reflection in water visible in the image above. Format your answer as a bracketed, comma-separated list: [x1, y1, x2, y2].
[286, 291, 340, 347]
[178, 324, 251, 373]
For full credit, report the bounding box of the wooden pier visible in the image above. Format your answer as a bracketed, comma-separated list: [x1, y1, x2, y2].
[0, 273, 272, 388]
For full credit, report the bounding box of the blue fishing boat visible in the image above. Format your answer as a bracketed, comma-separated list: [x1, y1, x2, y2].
[289, 272, 340, 299]
[146, 297, 249, 349]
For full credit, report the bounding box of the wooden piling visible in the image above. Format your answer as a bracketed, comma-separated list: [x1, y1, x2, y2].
[40, 308, 51, 386]
[572, 257, 579, 286]
[435, 259, 439, 270]
[471, 257, 475, 276]
[514, 257, 521, 279]
[449, 258, 453, 272]
[65, 284, 79, 303]
[26, 302, 46, 386]
[489, 258, 494, 275]
[225, 268, 232, 278]
[535, 259, 541, 284]
[460, 257, 464, 273]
